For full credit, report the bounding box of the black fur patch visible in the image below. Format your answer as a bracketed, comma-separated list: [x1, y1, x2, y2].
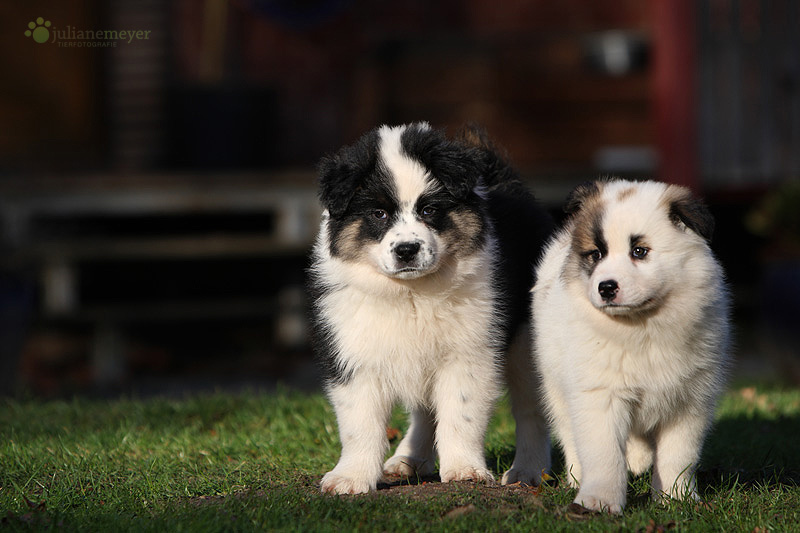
[318, 130, 401, 259]
[318, 130, 381, 218]
[306, 269, 354, 388]
[328, 177, 401, 259]
[487, 179, 554, 337]
[400, 125, 482, 200]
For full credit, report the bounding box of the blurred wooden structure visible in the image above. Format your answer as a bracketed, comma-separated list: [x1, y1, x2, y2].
[1, 0, 798, 393]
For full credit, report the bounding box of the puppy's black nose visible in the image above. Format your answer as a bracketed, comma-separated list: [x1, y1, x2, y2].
[598, 280, 619, 301]
[394, 242, 421, 263]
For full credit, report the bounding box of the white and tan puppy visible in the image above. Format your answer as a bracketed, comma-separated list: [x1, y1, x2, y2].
[532, 179, 730, 513]
[310, 123, 553, 495]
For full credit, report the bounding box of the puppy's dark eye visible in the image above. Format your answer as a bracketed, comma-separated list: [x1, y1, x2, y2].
[421, 205, 436, 217]
[631, 246, 649, 259]
[584, 250, 602, 263]
[372, 209, 388, 220]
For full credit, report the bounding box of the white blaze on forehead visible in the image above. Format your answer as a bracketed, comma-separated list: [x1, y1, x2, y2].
[378, 123, 438, 205]
[599, 180, 669, 249]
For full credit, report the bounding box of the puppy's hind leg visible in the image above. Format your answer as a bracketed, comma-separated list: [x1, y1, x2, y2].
[625, 432, 654, 476]
[384, 406, 437, 478]
[540, 377, 581, 488]
[501, 330, 551, 486]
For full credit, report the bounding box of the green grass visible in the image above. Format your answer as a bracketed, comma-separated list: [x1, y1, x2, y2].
[1, 385, 798, 531]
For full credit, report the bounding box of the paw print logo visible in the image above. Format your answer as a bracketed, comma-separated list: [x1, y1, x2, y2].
[25, 17, 51, 44]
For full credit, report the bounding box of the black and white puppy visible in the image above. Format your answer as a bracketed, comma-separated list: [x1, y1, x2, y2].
[310, 122, 553, 494]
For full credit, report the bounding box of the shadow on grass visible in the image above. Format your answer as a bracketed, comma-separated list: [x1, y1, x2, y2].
[700, 413, 800, 488]
[487, 444, 567, 485]
[378, 473, 441, 490]
[485, 410, 800, 504]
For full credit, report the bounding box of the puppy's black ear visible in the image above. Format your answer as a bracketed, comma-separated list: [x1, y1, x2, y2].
[402, 125, 481, 200]
[317, 156, 358, 218]
[318, 131, 378, 218]
[434, 145, 482, 200]
[668, 186, 715, 243]
[564, 181, 601, 215]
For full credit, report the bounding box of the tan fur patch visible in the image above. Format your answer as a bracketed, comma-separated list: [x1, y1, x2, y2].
[335, 219, 368, 262]
[564, 183, 607, 279]
[443, 210, 484, 258]
[569, 186, 605, 252]
[659, 184, 691, 210]
[617, 187, 636, 202]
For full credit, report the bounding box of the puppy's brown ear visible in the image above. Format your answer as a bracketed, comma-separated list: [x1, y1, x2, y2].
[564, 181, 601, 215]
[668, 186, 715, 243]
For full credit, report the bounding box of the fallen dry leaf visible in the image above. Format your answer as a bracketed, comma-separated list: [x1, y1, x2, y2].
[694, 501, 717, 512]
[565, 502, 597, 521]
[740, 387, 757, 401]
[642, 518, 677, 532]
[443, 504, 476, 519]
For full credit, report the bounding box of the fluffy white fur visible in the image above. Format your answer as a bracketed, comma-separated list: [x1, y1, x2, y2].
[532, 180, 729, 513]
[314, 124, 550, 495]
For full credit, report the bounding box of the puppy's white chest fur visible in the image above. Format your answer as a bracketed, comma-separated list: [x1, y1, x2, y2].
[568, 322, 712, 428]
[319, 265, 496, 406]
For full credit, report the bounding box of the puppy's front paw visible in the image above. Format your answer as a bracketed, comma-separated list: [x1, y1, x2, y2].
[440, 465, 495, 484]
[574, 490, 623, 514]
[383, 455, 435, 477]
[320, 469, 376, 495]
